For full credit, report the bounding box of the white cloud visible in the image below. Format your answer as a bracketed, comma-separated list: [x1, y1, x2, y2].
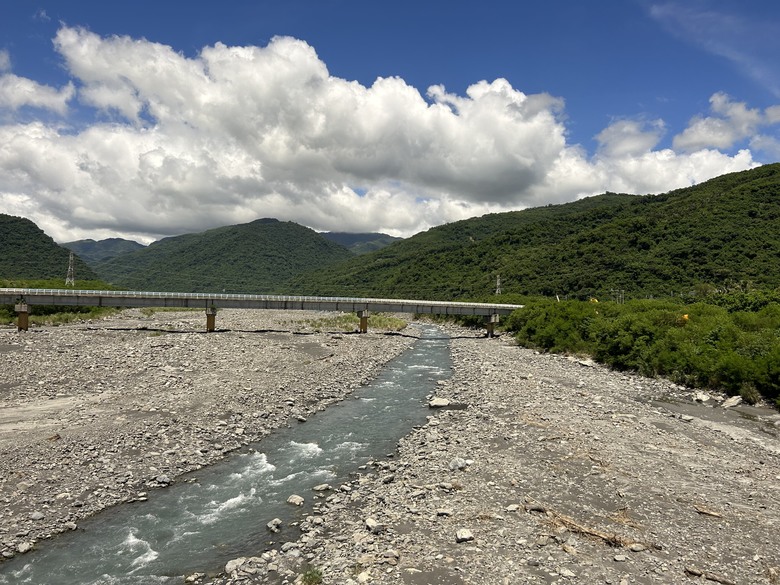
[0, 48, 74, 115]
[596, 119, 665, 158]
[0, 26, 767, 244]
[673, 92, 763, 151]
[0, 74, 74, 115]
[0, 50, 10, 73]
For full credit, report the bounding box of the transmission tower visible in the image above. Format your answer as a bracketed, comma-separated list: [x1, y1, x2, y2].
[65, 252, 75, 286]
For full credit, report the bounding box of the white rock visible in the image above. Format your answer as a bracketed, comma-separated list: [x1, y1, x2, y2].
[429, 397, 450, 408]
[286, 494, 304, 506]
[224, 557, 246, 574]
[455, 528, 474, 543]
[722, 396, 742, 408]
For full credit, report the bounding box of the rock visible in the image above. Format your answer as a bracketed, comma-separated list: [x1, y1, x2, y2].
[436, 508, 453, 516]
[365, 517, 384, 534]
[185, 573, 206, 583]
[559, 568, 577, 578]
[614, 554, 628, 562]
[694, 391, 710, 402]
[287, 494, 304, 506]
[312, 483, 331, 492]
[155, 474, 172, 485]
[29, 511, 45, 521]
[455, 528, 475, 543]
[449, 457, 470, 471]
[629, 543, 647, 552]
[722, 396, 743, 408]
[225, 557, 246, 574]
[267, 518, 282, 533]
[429, 397, 450, 408]
[17, 542, 34, 554]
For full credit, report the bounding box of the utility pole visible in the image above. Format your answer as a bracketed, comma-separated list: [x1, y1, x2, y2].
[65, 252, 75, 287]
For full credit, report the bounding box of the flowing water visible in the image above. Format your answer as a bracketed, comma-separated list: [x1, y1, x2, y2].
[1, 325, 451, 584]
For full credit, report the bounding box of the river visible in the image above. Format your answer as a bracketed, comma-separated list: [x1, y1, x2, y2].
[0, 324, 451, 584]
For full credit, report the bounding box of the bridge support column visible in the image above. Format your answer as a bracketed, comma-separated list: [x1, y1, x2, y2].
[15, 303, 29, 332]
[205, 306, 217, 332]
[357, 310, 370, 334]
[485, 313, 499, 338]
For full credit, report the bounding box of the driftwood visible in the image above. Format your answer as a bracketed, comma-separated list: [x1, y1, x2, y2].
[684, 565, 736, 585]
[523, 499, 641, 548]
[693, 504, 723, 518]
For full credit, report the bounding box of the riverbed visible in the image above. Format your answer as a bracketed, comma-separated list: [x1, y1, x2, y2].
[0, 309, 417, 571]
[2, 310, 779, 585]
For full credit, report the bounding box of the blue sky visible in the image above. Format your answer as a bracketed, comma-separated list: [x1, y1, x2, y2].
[1, 0, 779, 243]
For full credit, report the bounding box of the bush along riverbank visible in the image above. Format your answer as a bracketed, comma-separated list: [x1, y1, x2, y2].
[505, 291, 780, 408]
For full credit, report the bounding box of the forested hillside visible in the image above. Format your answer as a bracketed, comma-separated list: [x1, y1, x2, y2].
[292, 164, 780, 299]
[63, 238, 145, 266]
[321, 232, 402, 254]
[95, 218, 355, 292]
[0, 214, 97, 281]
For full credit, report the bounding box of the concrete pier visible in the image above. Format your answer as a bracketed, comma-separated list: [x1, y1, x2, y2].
[15, 303, 29, 332]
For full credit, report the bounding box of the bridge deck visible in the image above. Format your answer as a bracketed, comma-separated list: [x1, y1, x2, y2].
[0, 288, 523, 317]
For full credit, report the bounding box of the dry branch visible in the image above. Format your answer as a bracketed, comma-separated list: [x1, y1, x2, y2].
[684, 566, 736, 585]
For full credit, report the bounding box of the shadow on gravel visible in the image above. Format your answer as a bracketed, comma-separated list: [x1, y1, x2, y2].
[85, 326, 490, 340]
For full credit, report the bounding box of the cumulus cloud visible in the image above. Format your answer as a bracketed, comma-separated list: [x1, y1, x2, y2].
[0, 49, 74, 115]
[596, 119, 665, 158]
[673, 92, 763, 151]
[0, 26, 769, 244]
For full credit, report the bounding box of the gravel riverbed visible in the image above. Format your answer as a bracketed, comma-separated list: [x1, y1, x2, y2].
[2, 311, 779, 585]
[0, 309, 416, 565]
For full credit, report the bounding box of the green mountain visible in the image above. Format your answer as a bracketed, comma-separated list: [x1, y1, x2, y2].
[63, 238, 145, 266]
[291, 164, 780, 300]
[0, 214, 97, 281]
[95, 218, 355, 292]
[321, 232, 402, 255]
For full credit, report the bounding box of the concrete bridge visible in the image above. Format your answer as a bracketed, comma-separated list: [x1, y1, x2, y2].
[1, 288, 523, 335]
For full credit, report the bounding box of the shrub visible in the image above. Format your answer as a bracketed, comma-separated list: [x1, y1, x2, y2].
[506, 296, 780, 405]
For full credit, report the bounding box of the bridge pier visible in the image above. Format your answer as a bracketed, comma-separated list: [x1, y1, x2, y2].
[15, 303, 29, 332]
[205, 306, 217, 332]
[357, 310, 370, 334]
[485, 313, 500, 338]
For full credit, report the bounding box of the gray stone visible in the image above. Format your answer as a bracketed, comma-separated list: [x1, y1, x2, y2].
[455, 528, 475, 543]
[267, 518, 282, 533]
[224, 557, 246, 574]
[286, 494, 304, 506]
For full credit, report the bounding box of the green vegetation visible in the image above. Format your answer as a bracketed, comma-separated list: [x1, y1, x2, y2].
[0, 304, 117, 326]
[63, 237, 145, 265]
[505, 292, 780, 406]
[321, 231, 402, 254]
[293, 164, 780, 299]
[95, 218, 355, 292]
[300, 568, 323, 585]
[0, 214, 97, 281]
[0, 278, 120, 326]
